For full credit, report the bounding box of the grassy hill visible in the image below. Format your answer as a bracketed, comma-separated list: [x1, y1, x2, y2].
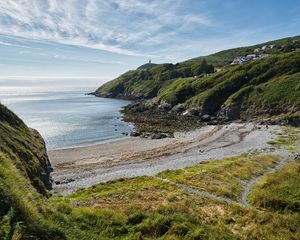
[0, 103, 65, 239]
[93, 35, 300, 122]
[159, 51, 300, 116]
[184, 35, 300, 67]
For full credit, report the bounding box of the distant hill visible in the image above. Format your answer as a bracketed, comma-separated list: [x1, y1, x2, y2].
[183, 35, 300, 67]
[93, 35, 300, 121]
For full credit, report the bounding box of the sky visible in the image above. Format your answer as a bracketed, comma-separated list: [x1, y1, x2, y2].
[0, 0, 299, 89]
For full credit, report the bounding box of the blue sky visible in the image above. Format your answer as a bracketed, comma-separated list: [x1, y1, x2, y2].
[0, 0, 299, 89]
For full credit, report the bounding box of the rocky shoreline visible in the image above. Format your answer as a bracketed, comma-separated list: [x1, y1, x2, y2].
[120, 99, 300, 138]
[90, 89, 300, 138]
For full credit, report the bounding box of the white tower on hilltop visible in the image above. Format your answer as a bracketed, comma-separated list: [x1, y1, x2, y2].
[149, 59, 151, 64]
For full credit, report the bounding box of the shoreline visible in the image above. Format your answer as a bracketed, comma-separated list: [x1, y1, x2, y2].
[48, 123, 281, 195]
[47, 134, 131, 151]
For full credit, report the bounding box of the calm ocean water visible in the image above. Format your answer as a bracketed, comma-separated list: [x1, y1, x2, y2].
[0, 87, 133, 150]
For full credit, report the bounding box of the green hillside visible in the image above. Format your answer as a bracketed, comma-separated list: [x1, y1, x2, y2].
[95, 60, 214, 99]
[0, 103, 65, 239]
[184, 35, 300, 67]
[159, 51, 300, 116]
[93, 35, 300, 121]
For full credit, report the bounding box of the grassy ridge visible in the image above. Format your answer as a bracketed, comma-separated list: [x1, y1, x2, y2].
[183, 51, 300, 115]
[0, 104, 52, 195]
[97, 61, 214, 99]
[94, 36, 300, 120]
[0, 103, 65, 239]
[184, 35, 300, 67]
[249, 161, 300, 212]
[0, 153, 65, 239]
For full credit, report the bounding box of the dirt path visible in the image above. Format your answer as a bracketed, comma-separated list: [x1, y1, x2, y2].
[157, 177, 239, 205]
[240, 155, 289, 206]
[49, 123, 280, 195]
[157, 154, 292, 207]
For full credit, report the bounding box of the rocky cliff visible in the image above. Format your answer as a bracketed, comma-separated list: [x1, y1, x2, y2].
[0, 103, 64, 239]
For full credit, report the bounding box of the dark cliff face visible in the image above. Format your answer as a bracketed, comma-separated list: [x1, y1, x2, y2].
[0, 104, 67, 239]
[0, 103, 52, 196]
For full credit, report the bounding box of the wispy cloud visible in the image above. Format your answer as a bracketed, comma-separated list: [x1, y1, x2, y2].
[18, 49, 133, 66]
[0, 40, 38, 49]
[0, 0, 212, 57]
[0, 0, 298, 65]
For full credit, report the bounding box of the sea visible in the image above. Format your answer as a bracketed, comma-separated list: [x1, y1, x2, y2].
[0, 86, 133, 150]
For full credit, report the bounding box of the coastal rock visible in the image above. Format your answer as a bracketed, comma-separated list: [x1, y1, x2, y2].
[208, 120, 219, 125]
[201, 114, 211, 122]
[158, 101, 172, 111]
[54, 178, 75, 185]
[166, 132, 175, 138]
[150, 133, 168, 139]
[130, 131, 141, 137]
[182, 108, 199, 116]
[130, 103, 147, 113]
[170, 104, 186, 114]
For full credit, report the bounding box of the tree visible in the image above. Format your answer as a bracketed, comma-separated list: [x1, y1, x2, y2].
[193, 59, 214, 76]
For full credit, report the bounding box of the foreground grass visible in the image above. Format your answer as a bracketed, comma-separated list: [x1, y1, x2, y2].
[0, 153, 65, 239]
[249, 161, 300, 212]
[47, 153, 299, 240]
[49, 176, 300, 240]
[2, 151, 299, 239]
[157, 154, 278, 201]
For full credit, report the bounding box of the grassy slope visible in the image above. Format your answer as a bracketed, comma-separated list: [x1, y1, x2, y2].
[51, 156, 300, 240]
[0, 104, 52, 195]
[249, 161, 300, 212]
[184, 35, 300, 67]
[182, 50, 300, 115]
[96, 62, 213, 99]
[94, 35, 300, 119]
[0, 103, 65, 239]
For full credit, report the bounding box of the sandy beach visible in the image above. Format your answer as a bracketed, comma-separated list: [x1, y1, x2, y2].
[48, 123, 280, 194]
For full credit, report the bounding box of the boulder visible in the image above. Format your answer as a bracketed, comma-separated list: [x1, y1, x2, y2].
[182, 108, 199, 116]
[208, 120, 219, 125]
[295, 154, 300, 161]
[54, 178, 75, 185]
[170, 104, 186, 114]
[201, 114, 211, 122]
[150, 133, 168, 139]
[130, 131, 141, 137]
[158, 101, 172, 111]
[166, 133, 175, 138]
